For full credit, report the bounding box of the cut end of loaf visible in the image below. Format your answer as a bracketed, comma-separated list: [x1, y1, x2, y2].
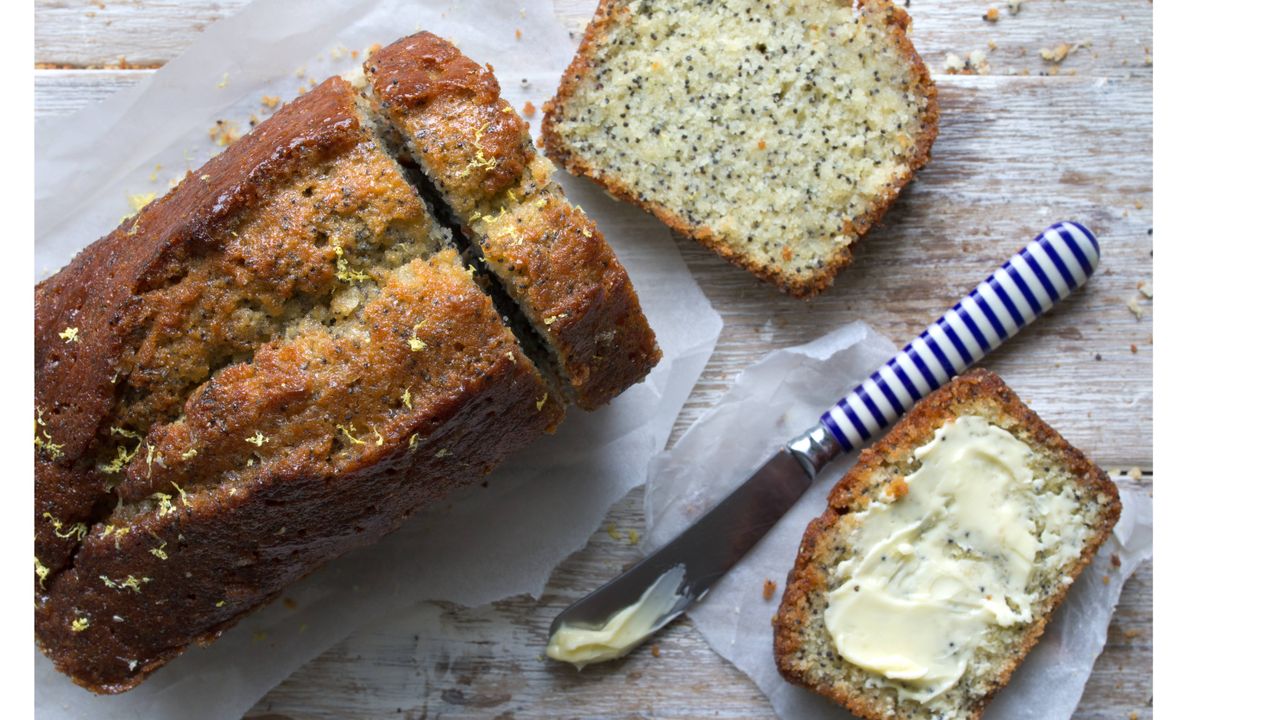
[773, 370, 1120, 719]
[365, 32, 662, 408]
[542, 0, 939, 297]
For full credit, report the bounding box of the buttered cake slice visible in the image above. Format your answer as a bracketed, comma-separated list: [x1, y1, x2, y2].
[774, 371, 1120, 720]
[543, 0, 938, 297]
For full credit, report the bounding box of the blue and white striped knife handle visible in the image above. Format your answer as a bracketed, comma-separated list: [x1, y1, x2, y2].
[817, 222, 1100, 454]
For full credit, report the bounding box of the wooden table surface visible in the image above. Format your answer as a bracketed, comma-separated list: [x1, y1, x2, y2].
[35, 1, 1153, 718]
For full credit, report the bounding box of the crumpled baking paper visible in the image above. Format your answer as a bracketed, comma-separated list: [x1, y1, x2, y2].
[647, 323, 1154, 720]
[34, 1, 722, 718]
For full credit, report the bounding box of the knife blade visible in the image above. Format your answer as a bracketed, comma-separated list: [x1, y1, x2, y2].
[547, 222, 1101, 658]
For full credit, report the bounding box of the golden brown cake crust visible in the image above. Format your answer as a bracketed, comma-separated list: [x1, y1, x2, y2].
[772, 370, 1121, 719]
[364, 32, 532, 205]
[34, 77, 370, 592]
[34, 77, 563, 693]
[541, 0, 940, 299]
[367, 33, 661, 409]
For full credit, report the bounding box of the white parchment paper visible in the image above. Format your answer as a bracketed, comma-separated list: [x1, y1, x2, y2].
[34, 1, 722, 717]
[646, 324, 1154, 720]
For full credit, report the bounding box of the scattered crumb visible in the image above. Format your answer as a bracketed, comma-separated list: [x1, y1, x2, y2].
[763, 579, 777, 601]
[295, 67, 307, 79]
[282, 597, 297, 610]
[628, 529, 639, 545]
[650, 643, 661, 657]
[886, 476, 910, 500]
[1127, 467, 1142, 481]
[149, 164, 162, 182]
[983, 7, 999, 22]
[522, 100, 537, 118]
[1130, 344, 1137, 354]
[1111, 554, 1122, 568]
[1129, 712, 1139, 720]
[1122, 628, 1141, 639]
[1126, 296, 1144, 319]
[943, 50, 989, 75]
[988, 39, 998, 51]
[605, 523, 621, 541]
[1101, 575, 1110, 585]
[216, 72, 229, 89]
[1039, 43, 1077, 64]
[515, 28, 523, 40]
[1137, 280, 1153, 298]
[261, 95, 281, 110]
[208, 119, 242, 147]
[1007, 0, 1023, 15]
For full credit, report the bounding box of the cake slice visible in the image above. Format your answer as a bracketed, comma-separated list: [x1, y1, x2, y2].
[365, 33, 661, 409]
[774, 370, 1120, 719]
[542, 0, 939, 298]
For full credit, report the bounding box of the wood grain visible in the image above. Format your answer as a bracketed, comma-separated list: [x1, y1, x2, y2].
[34, 1, 1152, 718]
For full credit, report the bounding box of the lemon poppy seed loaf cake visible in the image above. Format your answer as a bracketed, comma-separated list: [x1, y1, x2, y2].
[366, 33, 660, 408]
[542, 0, 939, 297]
[35, 37, 658, 692]
[773, 371, 1120, 719]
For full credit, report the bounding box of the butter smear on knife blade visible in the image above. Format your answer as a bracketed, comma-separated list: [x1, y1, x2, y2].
[546, 566, 686, 668]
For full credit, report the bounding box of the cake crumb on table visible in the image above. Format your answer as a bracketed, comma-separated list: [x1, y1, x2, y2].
[651, 643, 661, 658]
[763, 579, 777, 601]
[1039, 43, 1076, 63]
[983, 7, 999, 22]
[522, 100, 537, 118]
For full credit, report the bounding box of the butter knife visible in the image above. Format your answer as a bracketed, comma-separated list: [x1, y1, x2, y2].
[547, 222, 1101, 659]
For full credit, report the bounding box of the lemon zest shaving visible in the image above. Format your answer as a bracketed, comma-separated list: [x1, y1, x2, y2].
[337, 424, 366, 445]
[245, 431, 268, 447]
[409, 433, 419, 450]
[408, 320, 428, 352]
[58, 327, 79, 343]
[34, 409, 65, 461]
[71, 617, 90, 632]
[434, 448, 451, 458]
[401, 389, 413, 409]
[536, 393, 548, 411]
[35, 557, 50, 588]
[43, 512, 88, 541]
[151, 492, 176, 517]
[171, 482, 191, 507]
[100, 575, 150, 593]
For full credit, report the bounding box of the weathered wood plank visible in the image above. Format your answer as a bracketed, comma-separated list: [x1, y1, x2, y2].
[244, 479, 1152, 720]
[37, 0, 1153, 78]
[33, 69, 147, 119]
